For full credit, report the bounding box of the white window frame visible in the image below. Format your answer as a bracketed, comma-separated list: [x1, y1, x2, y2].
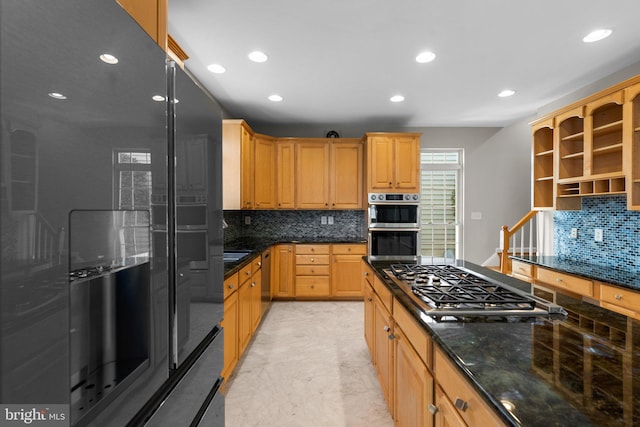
[420, 148, 464, 262]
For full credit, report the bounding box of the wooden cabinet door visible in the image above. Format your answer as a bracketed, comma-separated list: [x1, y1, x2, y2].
[395, 326, 434, 427]
[272, 244, 294, 298]
[374, 295, 394, 414]
[330, 142, 363, 209]
[241, 127, 254, 209]
[331, 244, 367, 297]
[253, 134, 276, 209]
[296, 142, 330, 208]
[238, 279, 252, 355]
[363, 278, 375, 357]
[221, 289, 238, 381]
[368, 136, 395, 191]
[250, 272, 262, 333]
[394, 135, 420, 191]
[117, 0, 167, 49]
[435, 386, 466, 427]
[277, 142, 296, 209]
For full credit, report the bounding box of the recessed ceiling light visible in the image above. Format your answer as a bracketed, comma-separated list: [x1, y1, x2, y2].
[248, 51, 268, 63]
[99, 53, 119, 64]
[48, 92, 67, 100]
[207, 63, 226, 74]
[583, 29, 612, 43]
[390, 95, 405, 103]
[268, 94, 283, 102]
[152, 95, 165, 102]
[498, 89, 516, 97]
[416, 51, 436, 63]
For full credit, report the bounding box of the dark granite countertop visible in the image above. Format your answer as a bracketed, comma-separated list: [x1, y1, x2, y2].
[367, 258, 640, 427]
[511, 255, 640, 290]
[223, 237, 367, 278]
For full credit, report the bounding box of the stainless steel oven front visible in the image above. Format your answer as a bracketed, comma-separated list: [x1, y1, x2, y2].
[367, 193, 420, 228]
[368, 228, 419, 261]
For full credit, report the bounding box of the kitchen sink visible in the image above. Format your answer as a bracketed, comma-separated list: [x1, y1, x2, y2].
[223, 250, 253, 263]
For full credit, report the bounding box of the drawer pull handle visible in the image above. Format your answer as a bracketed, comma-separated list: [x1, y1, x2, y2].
[428, 404, 438, 415]
[454, 398, 468, 412]
[615, 294, 623, 300]
[383, 325, 391, 332]
[556, 278, 563, 283]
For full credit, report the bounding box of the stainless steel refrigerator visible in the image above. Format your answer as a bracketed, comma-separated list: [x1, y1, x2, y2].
[0, 1, 224, 425]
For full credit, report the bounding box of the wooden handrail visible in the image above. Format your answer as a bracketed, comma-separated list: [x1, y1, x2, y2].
[500, 210, 537, 274]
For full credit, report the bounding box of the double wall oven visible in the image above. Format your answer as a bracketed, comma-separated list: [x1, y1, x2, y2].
[367, 193, 420, 260]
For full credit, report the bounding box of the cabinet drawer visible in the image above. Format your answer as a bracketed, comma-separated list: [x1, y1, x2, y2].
[511, 260, 534, 279]
[373, 275, 393, 313]
[393, 298, 431, 368]
[296, 254, 330, 265]
[435, 347, 506, 427]
[239, 262, 253, 283]
[536, 267, 593, 297]
[332, 244, 367, 255]
[600, 284, 640, 319]
[296, 244, 330, 255]
[223, 272, 239, 299]
[296, 265, 330, 276]
[295, 276, 330, 297]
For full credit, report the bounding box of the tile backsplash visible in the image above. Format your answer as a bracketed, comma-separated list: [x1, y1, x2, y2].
[223, 210, 366, 244]
[554, 195, 640, 269]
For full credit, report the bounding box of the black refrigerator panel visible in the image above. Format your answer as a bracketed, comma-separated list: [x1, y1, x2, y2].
[172, 64, 224, 368]
[0, 0, 170, 425]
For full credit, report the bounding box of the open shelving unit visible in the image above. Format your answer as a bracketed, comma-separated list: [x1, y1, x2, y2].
[588, 94, 624, 177]
[626, 82, 640, 210]
[532, 120, 554, 209]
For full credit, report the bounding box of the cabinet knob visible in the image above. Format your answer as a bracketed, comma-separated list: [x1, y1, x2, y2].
[383, 325, 391, 332]
[179, 273, 184, 277]
[310, 284, 315, 289]
[615, 294, 623, 300]
[251, 282, 256, 287]
[228, 284, 235, 289]
[454, 398, 468, 412]
[427, 404, 439, 415]
[364, 272, 369, 277]
[556, 278, 563, 283]
[367, 297, 373, 302]
[257, 262, 262, 267]
[246, 271, 251, 276]
[311, 258, 315, 262]
[388, 182, 392, 186]
[388, 333, 395, 340]
[311, 269, 315, 273]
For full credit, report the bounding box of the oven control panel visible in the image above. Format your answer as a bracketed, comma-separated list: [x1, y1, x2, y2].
[368, 193, 420, 203]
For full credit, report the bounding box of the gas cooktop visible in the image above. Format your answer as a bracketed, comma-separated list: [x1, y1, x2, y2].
[385, 264, 566, 321]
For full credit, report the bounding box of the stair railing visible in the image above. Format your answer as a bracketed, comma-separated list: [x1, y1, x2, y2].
[500, 210, 538, 275]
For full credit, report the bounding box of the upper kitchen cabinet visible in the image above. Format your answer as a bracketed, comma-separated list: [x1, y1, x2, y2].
[222, 119, 254, 209]
[116, 0, 168, 50]
[296, 140, 330, 209]
[533, 74, 640, 210]
[253, 134, 277, 209]
[624, 82, 640, 210]
[331, 141, 364, 209]
[276, 141, 296, 209]
[295, 139, 364, 210]
[531, 118, 555, 210]
[366, 133, 421, 193]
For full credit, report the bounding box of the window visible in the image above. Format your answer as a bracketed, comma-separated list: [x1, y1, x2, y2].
[113, 150, 152, 258]
[420, 150, 463, 262]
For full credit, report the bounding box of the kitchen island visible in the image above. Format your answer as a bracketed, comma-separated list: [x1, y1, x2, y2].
[365, 258, 639, 427]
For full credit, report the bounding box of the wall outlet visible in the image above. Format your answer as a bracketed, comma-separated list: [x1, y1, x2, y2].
[244, 216, 251, 225]
[321, 216, 327, 225]
[328, 216, 334, 225]
[594, 228, 603, 242]
[570, 228, 578, 239]
[470, 211, 482, 220]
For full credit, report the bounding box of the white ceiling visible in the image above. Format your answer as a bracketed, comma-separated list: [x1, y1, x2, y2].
[168, 0, 640, 129]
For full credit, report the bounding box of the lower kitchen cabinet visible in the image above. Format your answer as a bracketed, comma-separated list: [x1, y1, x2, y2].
[373, 291, 394, 415]
[435, 385, 466, 427]
[221, 272, 239, 381]
[295, 244, 331, 298]
[363, 263, 375, 356]
[238, 270, 253, 355]
[535, 266, 594, 297]
[395, 325, 434, 427]
[434, 347, 506, 427]
[272, 244, 295, 298]
[599, 281, 640, 320]
[331, 244, 367, 298]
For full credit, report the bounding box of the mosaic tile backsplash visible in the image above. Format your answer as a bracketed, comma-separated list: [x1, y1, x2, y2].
[223, 210, 366, 244]
[554, 195, 640, 269]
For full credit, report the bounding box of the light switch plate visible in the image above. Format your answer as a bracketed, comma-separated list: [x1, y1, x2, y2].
[570, 228, 578, 239]
[471, 212, 482, 220]
[244, 216, 251, 225]
[594, 228, 603, 242]
[328, 216, 334, 225]
[321, 216, 327, 225]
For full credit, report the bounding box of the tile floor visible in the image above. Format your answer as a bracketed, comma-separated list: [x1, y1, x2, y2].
[223, 301, 394, 427]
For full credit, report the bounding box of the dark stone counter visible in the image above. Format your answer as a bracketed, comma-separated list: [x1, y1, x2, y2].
[511, 255, 640, 290]
[367, 258, 640, 427]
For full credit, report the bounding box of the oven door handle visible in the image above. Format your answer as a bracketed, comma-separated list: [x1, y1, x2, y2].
[368, 227, 420, 232]
[368, 205, 377, 222]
